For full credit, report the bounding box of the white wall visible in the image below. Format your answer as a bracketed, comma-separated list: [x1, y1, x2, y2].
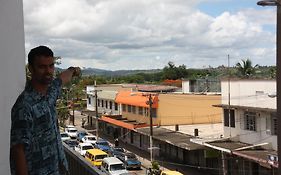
[0, 0, 25, 174]
[182, 80, 190, 93]
[221, 80, 276, 109]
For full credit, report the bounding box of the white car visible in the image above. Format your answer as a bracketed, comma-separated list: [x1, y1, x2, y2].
[64, 125, 75, 132]
[82, 135, 97, 145]
[100, 157, 129, 175]
[60, 132, 71, 141]
[74, 143, 94, 156]
[65, 127, 78, 139]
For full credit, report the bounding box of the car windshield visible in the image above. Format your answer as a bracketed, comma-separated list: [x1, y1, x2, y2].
[114, 148, 124, 152]
[127, 154, 136, 159]
[69, 129, 77, 133]
[88, 137, 96, 140]
[61, 133, 68, 137]
[110, 164, 125, 171]
[82, 146, 93, 150]
[98, 141, 109, 146]
[95, 155, 107, 160]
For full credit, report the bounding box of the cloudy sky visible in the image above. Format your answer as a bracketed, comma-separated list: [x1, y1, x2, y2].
[23, 0, 276, 70]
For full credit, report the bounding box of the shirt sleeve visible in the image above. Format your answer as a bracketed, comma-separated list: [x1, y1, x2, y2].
[51, 78, 63, 99]
[10, 105, 33, 147]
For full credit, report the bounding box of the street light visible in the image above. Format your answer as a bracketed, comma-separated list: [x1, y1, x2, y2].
[257, 0, 281, 173]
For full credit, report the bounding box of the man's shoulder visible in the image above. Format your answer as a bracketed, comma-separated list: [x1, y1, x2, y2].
[12, 90, 33, 111]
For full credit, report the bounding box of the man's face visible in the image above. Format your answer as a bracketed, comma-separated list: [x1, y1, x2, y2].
[29, 56, 55, 85]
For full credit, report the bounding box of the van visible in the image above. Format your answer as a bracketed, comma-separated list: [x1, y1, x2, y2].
[160, 170, 184, 175]
[85, 149, 108, 167]
[100, 157, 129, 175]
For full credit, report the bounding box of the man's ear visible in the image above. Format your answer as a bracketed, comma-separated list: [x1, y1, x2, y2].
[28, 64, 33, 74]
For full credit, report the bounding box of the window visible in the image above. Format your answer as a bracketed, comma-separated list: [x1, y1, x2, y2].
[128, 105, 132, 112]
[132, 106, 136, 114]
[109, 101, 112, 109]
[105, 100, 108, 108]
[88, 97, 91, 105]
[244, 112, 256, 131]
[97, 99, 100, 107]
[101, 100, 104, 107]
[122, 104, 126, 112]
[267, 113, 277, 135]
[138, 107, 143, 115]
[144, 108, 148, 116]
[224, 109, 235, 127]
[114, 102, 118, 111]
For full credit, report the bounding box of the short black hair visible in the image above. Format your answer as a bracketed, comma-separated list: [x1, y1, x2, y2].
[28, 45, 54, 66]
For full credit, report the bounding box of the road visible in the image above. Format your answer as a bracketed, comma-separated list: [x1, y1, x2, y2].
[71, 110, 207, 175]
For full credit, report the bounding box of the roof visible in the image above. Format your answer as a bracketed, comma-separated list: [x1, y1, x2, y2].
[213, 104, 276, 112]
[100, 116, 149, 130]
[115, 91, 158, 108]
[103, 157, 123, 164]
[87, 149, 107, 155]
[233, 149, 278, 168]
[79, 142, 93, 146]
[96, 91, 117, 100]
[136, 127, 204, 151]
[201, 139, 278, 168]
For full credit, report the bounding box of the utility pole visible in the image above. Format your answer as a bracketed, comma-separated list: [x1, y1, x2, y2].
[94, 89, 99, 141]
[147, 94, 154, 162]
[228, 54, 231, 138]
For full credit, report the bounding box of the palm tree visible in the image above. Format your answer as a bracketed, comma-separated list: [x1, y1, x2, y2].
[235, 59, 258, 77]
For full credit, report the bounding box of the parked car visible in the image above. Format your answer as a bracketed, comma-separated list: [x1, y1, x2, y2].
[63, 139, 78, 149]
[100, 157, 128, 175]
[85, 149, 108, 168]
[82, 135, 97, 145]
[64, 125, 75, 132]
[108, 147, 125, 157]
[94, 139, 111, 153]
[65, 127, 78, 139]
[160, 170, 183, 175]
[60, 132, 71, 141]
[74, 142, 94, 156]
[76, 131, 88, 142]
[116, 152, 141, 170]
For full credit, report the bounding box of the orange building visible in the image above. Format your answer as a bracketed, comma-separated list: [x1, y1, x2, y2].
[115, 91, 221, 126]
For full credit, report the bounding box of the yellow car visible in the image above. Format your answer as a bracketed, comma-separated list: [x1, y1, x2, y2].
[161, 170, 184, 175]
[85, 149, 108, 167]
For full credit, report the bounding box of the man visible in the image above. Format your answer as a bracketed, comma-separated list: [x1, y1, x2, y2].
[10, 46, 81, 175]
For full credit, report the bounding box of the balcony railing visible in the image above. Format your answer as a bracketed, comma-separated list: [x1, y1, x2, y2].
[63, 143, 104, 175]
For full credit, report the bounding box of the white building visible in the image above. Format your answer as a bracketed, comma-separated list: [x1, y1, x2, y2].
[0, 1, 26, 174]
[219, 79, 276, 150]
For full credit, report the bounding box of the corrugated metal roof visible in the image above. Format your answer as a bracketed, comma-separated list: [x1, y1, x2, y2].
[136, 127, 204, 151]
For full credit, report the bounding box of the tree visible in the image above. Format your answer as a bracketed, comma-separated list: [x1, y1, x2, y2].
[162, 61, 187, 80]
[235, 59, 258, 77]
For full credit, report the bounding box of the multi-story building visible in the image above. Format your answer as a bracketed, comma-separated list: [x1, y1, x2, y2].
[115, 91, 222, 126]
[194, 79, 278, 174]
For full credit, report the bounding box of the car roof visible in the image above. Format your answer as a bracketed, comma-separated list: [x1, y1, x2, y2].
[87, 149, 107, 155]
[79, 142, 93, 146]
[161, 171, 184, 175]
[65, 125, 75, 128]
[103, 157, 123, 164]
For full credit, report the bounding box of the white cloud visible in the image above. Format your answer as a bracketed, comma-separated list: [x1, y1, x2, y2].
[23, 0, 276, 70]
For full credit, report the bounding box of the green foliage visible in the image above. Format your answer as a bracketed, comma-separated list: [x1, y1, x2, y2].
[235, 59, 258, 77]
[162, 61, 187, 80]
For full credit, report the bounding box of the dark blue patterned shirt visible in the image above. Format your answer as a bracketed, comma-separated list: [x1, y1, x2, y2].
[10, 78, 68, 175]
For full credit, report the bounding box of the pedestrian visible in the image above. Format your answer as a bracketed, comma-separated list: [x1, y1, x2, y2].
[114, 138, 119, 147]
[81, 118, 86, 128]
[10, 45, 81, 175]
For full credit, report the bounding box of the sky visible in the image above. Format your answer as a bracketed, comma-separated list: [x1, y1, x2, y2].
[23, 0, 277, 70]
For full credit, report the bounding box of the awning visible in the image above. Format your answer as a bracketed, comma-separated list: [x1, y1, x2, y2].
[213, 104, 276, 113]
[100, 116, 149, 130]
[233, 150, 278, 168]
